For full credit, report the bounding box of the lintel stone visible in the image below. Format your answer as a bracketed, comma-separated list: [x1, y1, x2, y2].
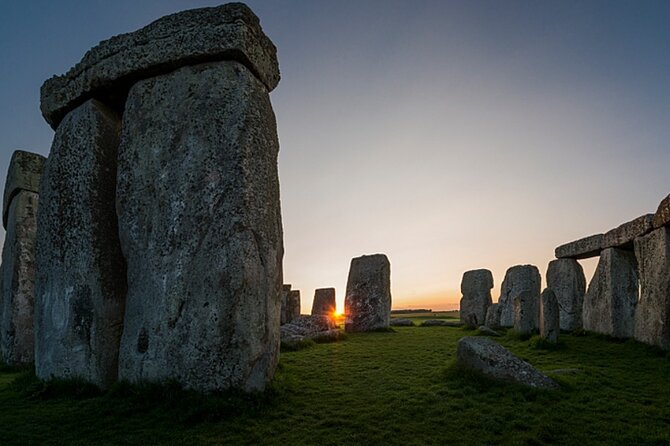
[555, 234, 604, 260]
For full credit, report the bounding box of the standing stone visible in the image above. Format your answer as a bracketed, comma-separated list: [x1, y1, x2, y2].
[34, 100, 125, 388]
[0, 150, 44, 365]
[513, 291, 536, 335]
[289, 290, 301, 321]
[116, 60, 283, 392]
[311, 288, 336, 316]
[485, 303, 501, 329]
[498, 265, 541, 328]
[459, 269, 493, 328]
[344, 254, 391, 332]
[634, 227, 670, 350]
[546, 259, 586, 331]
[540, 289, 560, 343]
[280, 284, 292, 325]
[582, 248, 638, 338]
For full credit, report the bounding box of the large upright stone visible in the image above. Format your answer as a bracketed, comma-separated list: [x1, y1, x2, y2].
[634, 227, 670, 350]
[344, 254, 391, 332]
[513, 291, 535, 336]
[546, 259, 586, 331]
[280, 284, 292, 325]
[484, 303, 501, 329]
[540, 289, 560, 343]
[35, 100, 125, 388]
[289, 290, 301, 321]
[459, 269, 493, 328]
[116, 60, 282, 392]
[2, 151, 45, 228]
[582, 248, 638, 338]
[555, 234, 604, 260]
[40, 3, 280, 129]
[311, 288, 336, 316]
[0, 190, 39, 365]
[498, 265, 541, 328]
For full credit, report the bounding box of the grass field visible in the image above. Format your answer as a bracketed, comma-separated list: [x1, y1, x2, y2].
[0, 323, 668, 445]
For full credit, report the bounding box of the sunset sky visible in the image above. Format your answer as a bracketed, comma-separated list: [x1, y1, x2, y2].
[1, 1, 669, 312]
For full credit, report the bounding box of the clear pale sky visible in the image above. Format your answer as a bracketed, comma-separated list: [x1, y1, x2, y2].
[1, 1, 669, 312]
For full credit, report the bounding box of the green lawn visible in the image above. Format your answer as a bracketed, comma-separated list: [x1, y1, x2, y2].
[0, 327, 668, 445]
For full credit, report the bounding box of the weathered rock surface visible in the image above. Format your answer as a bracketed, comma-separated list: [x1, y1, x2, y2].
[280, 315, 338, 344]
[344, 254, 391, 332]
[653, 194, 670, 229]
[0, 191, 39, 365]
[477, 326, 501, 337]
[116, 61, 282, 392]
[540, 289, 560, 343]
[546, 259, 586, 331]
[485, 303, 501, 329]
[311, 288, 336, 316]
[40, 3, 279, 128]
[456, 337, 559, 389]
[583, 248, 638, 338]
[634, 227, 670, 350]
[498, 265, 541, 328]
[459, 269, 493, 328]
[34, 99, 125, 388]
[280, 284, 292, 325]
[3, 150, 45, 228]
[602, 214, 654, 250]
[513, 291, 536, 336]
[555, 234, 604, 260]
[390, 318, 414, 327]
[289, 290, 301, 321]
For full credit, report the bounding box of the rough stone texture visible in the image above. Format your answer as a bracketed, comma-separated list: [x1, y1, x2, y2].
[513, 291, 536, 335]
[540, 289, 560, 343]
[459, 269, 493, 328]
[116, 61, 282, 392]
[477, 326, 501, 337]
[3, 150, 45, 228]
[288, 290, 301, 321]
[344, 254, 391, 333]
[498, 265, 541, 328]
[546, 259, 586, 331]
[634, 227, 670, 350]
[279, 284, 291, 325]
[311, 288, 336, 316]
[34, 99, 125, 388]
[485, 303, 501, 329]
[582, 248, 638, 338]
[0, 191, 39, 365]
[555, 234, 604, 260]
[652, 194, 670, 229]
[420, 319, 461, 327]
[41, 3, 279, 129]
[456, 337, 559, 389]
[280, 315, 338, 344]
[390, 318, 414, 327]
[603, 214, 654, 250]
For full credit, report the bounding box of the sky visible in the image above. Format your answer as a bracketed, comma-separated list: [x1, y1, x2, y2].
[1, 1, 669, 313]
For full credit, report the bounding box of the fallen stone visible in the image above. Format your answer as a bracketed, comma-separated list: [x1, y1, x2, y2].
[583, 247, 638, 338]
[456, 337, 559, 389]
[477, 326, 501, 337]
[40, 3, 279, 128]
[513, 291, 536, 336]
[498, 265, 541, 328]
[280, 284, 291, 325]
[459, 269, 493, 328]
[540, 289, 560, 343]
[344, 254, 391, 332]
[602, 214, 654, 250]
[116, 61, 282, 392]
[634, 226, 670, 350]
[289, 290, 301, 321]
[652, 194, 670, 229]
[546, 259, 586, 331]
[555, 234, 604, 260]
[390, 318, 414, 327]
[2, 150, 45, 229]
[34, 99, 126, 389]
[420, 319, 461, 327]
[280, 314, 338, 343]
[485, 303, 502, 329]
[311, 288, 336, 316]
[0, 190, 39, 365]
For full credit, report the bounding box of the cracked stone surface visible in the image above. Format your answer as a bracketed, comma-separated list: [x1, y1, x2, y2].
[344, 254, 391, 332]
[116, 61, 282, 392]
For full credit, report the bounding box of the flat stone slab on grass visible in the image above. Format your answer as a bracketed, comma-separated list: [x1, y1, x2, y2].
[420, 319, 461, 327]
[456, 337, 559, 389]
[390, 318, 414, 327]
[602, 214, 654, 250]
[555, 234, 604, 260]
